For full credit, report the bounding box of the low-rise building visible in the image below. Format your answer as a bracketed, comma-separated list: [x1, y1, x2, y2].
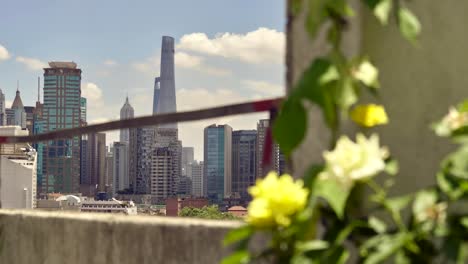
[0, 126, 37, 209]
[165, 197, 209, 217]
[81, 199, 137, 215]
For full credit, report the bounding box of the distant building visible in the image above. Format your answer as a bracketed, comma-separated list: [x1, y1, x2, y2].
[165, 197, 209, 217]
[151, 146, 178, 201]
[24, 106, 35, 134]
[81, 199, 137, 215]
[0, 126, 37, 209]
[42, 61, 82, 193]
[204, 124, 232, 203]
[120, 96, 134, 144]
[232, 130, 257, 200]
[228, 206, 247, 218]
[182, 147, 194, 177]
[82, 133, 106, 196]
[80, 97, 87, 124]
[113, 142, 129, 194]
[11, 89, 26, 129]
[256, 119, 285, 178]
[191, 161, 204, 197]
[105, 148, 114, 193]
[129, 127, 154, 194]
[0, 89, 6, 126]
[5, 108, 14, 126]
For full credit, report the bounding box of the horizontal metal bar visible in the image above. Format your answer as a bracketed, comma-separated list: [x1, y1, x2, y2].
[0, 97, 283, 144]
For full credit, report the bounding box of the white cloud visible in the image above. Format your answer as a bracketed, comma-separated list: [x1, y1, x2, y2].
[5, 100, 12, 108]
[175, 52, 231, 76]
[81, 82, 103, 102]
[16, 56, 47, 70]
[177, 27, 285, 64]
[133, 52, 230, 76]
[243, 80, 284, 97]
[103, 59, 117, 66]
[0, 45, 10, 61]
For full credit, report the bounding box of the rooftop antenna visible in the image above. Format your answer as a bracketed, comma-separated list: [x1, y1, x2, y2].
[17, 80, 19, 92]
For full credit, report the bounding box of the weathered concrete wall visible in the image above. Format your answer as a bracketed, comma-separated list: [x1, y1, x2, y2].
[0, 210, 240, 264]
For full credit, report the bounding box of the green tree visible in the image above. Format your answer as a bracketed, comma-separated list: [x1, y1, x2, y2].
[179, 205, 240, 220]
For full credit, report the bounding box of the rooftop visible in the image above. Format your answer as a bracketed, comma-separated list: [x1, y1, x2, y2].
[48, 61, 77, 69]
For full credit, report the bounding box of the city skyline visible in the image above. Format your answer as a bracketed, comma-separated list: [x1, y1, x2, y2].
[0, 1, 285, 160]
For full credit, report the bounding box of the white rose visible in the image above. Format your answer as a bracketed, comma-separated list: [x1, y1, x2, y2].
[319, 133, 387, 189]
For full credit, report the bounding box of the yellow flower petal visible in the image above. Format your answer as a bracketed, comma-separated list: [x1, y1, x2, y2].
[350, 104, 389, 127]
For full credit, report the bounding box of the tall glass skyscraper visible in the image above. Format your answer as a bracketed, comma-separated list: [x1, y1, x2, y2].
[42, 62, 82, 193]
[232, 130, 257, 200]
[204, 124, 232, 203]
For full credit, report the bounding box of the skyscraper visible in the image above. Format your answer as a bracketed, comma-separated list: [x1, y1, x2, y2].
[129, 127, 154, 194]
[0, 89, 6, 126]
[120, 96, 134, 143]
[112, 142, 129, 195]
[11, 88, 26, 129]
[82, 133, 106, 196]
[232, 130, 257, 200]
[204, 124, 232, 203]
[80, 97, 87, 124]
[42, 62, 82, 193]
[154, 36, 177, 127]
[256, 119, 285, 178]
[191, 161, 204, 197]
[182, 147, 194, 177]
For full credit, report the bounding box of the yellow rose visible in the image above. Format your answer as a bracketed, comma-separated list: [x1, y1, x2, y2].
[350, 104, 389, 127]
[247, 172, 308, 228]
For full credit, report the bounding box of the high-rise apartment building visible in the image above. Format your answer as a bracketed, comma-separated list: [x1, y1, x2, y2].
[150, 146, 178, 201]
[129, 127, 154, 194]
[105, 147, 114, 192]
[232, 130, 257, 200]
[191, 161, 204, 197]
[0, 126, 37, 208]
[120, 96, 134, 143]
[80, 97, 87, 124]
[42, 62, 82, 193]
[204, 124, 232, 203]
[112, 142, 129, 195]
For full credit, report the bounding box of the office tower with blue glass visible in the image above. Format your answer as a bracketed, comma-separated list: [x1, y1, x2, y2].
[204, 124, 232, 203]
[42, 62, 82, 193]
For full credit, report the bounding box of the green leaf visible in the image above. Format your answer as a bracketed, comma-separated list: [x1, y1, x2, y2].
[443, 144, 468, 179]
[313, 178, 350, 219]
[457, 99, 468, 112]
[353, 60, 380, 88]
[334, 77, 358, 111]
[322, 246, 350, 264]
[273, 98, 307, 156]
[327, 0, 355, 17]
[395, 250, 411, 264]
[293, 58, 337, 129]
[385, 195, 412, 213]
[398, 8, 421, 45]
[442, 237, 468, 264]
[296, 240, 329, 253]
[363, 233, 413, 264]
[374, 0, 392, 25]
[363, 0, 392, 25]
[461, 217, 468, 229]
[223, 226, 252, 246]
[305, 0, 328, 39]
[221, 250, 250, 264]
[384, 158, 399, 175]
[369, 216, 387, 234]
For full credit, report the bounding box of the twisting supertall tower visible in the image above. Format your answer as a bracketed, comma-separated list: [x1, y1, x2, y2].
[154, 36, 177, 127]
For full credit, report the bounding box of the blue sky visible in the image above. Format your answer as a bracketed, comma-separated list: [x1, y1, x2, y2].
[0, 0, 285, 160]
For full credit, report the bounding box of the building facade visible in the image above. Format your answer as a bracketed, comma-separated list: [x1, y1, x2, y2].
[0, 126, 37, 208]
[119, 96, 134, 144]
[11, 89, 26, 129]
[182, 147, 194, 177]
[112, 142, 129, 194]
[204, 124, 232, 203]
[232, 130, 257, 200]
[42, 62, 82, 193]
[129, 127, 154, 194]
[191, 161, 204, 197]
[0, 89, 5, 126]
[256, 119, 285, 178]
